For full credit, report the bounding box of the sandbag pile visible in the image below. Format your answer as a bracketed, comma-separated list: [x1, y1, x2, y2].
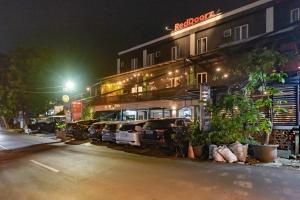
[209, 142, 248, 163]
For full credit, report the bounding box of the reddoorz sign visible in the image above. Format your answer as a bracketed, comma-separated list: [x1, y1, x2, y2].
[174, 10, 218, 32]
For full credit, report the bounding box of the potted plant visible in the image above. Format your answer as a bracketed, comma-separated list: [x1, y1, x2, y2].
[55, 121, 67, 141]
[243, 48, 288, 162]
[187, 121, 205, 158]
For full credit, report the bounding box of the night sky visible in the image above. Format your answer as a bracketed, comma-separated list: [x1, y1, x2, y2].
[0, 0, 255, 86]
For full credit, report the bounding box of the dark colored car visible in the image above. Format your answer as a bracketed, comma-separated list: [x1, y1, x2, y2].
[140, 118, 190, 148]
[72, 119, 99, 140]
[88, 121, 107, 142]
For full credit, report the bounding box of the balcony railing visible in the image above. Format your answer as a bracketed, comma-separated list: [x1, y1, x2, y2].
[95, 85, 199, 105]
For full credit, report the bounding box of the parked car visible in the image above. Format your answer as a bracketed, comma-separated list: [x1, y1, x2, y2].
[116, 121, 146, 146]
[88, 121, 107, 142]
[102, 122, 122, 142]
[27, 115, 66, 134]
[66, 122, 76, 137]
[72, 119, 99, 140]
[140, 118, 190, 148]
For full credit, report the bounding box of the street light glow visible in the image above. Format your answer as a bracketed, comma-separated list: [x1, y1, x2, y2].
[65, 81, 75, 91]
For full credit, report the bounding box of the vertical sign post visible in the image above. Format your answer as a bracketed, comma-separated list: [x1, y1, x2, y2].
[199, 84, 211, 131]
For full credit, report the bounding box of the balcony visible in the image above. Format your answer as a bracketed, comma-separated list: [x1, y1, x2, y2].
[95, 85, 199, 105]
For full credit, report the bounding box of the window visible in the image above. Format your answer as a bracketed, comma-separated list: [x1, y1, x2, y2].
[147, 53, 155, 66]
[120, 62, 125, 68]
[169, 76, 181, 88]
[197, 72, 208, 84]
[234, 24, 249, 41]
[223, 29, 232, 37]
[171, 46, 180, 60]
[155, 51, 161, 58]
[130, 58, 138, 70]
[131, 85, 143, 93]
[176, 120, 185, 127]
[291, 8, 300, 23]
[196, 37, 208, 54]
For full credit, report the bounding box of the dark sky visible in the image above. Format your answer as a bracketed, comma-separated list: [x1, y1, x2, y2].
[0, 0, 255, 86]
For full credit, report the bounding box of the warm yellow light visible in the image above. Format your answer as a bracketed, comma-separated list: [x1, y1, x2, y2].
[216, 68, 221, 72]
[168, 71, 173, 75]
[175, 70, 179, 73]
[86, 87, 90, 91]
[223, 74, 229, 78]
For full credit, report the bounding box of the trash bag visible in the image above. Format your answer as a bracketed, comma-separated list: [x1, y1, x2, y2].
[217, 145, 238, 163]
[229, 142, 248, 162]
[209, 145, 217, 160]
[213, 146, 226, 162]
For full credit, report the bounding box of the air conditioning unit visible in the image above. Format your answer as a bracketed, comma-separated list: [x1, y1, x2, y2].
[223, 29, 232, 37]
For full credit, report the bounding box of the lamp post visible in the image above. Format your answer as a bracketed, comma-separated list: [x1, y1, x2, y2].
[86, 87, 92, 97]
[63, 80, 75, 122]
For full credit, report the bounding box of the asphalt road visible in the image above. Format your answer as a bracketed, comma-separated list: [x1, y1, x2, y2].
[0, 131, 300, 200]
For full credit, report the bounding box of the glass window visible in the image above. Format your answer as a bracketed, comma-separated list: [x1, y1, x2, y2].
[197, 72, 208, 84]
[197, 37, 208, 54]
[234, 24, 248, 41]
[147, 53, 155, 66]
[291, 8, 300, 23]
[171, 46, 180, 60]
[130, 58, 138, 70]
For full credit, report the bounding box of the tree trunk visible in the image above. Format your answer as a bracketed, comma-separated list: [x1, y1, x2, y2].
[264, 133, 270, 145]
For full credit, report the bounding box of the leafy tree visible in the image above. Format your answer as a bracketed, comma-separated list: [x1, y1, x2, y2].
[0, 48, 63, 123]
[206, 48, 288, 145]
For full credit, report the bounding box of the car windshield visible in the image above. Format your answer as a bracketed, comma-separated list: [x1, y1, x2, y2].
[94, 124, 105, 129]
[119, 124, 136, 131]
[143, 119, 175, 130]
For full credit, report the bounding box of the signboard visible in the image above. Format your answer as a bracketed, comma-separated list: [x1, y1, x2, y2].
[174, 11, 218, 32]
[71, 101, 82, 121]
[62, 95, 70, 103]
[199, 84, 211, 131]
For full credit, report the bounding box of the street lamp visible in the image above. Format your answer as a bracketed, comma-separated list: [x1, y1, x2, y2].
[64, 81, 75, 92]
[86, 86, 91, 97]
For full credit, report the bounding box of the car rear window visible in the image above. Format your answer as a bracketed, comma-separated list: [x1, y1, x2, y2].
[119, 124, 136, 131]
[104, 124, 118, 131]
[143, 119, 175, 129]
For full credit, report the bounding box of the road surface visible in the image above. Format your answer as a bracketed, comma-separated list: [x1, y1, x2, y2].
[0, 130, 299, 200]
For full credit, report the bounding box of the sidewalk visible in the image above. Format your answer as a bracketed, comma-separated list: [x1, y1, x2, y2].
[0, 130, 61, 151]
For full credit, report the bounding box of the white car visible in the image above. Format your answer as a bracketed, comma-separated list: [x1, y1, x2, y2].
[115, 121, 146, 146]
[102, 122, 121, 142]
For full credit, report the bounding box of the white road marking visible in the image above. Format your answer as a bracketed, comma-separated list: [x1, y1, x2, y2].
[30, 160, 60, 173]
[0, 144, 8, 150]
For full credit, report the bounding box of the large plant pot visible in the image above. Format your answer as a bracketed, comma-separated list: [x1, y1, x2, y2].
[193, 145, 204, 158]
[252, 144, 279, 163]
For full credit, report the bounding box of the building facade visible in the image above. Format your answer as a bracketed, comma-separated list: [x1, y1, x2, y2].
[91, 0, 300, 125]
